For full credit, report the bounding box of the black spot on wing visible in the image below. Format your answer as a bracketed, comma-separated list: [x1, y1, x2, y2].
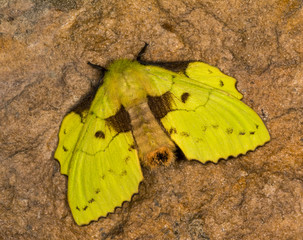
[106, 106, 132, 133]
[128, 144, 136, 151]
[180, 132, 190, 137]
[201, 126, 207, 132]
[148, 91, 173, 119]
[169, 127, 177, 135]
[95, 130, 105, 139]
[239, 131, 246, 135]
[226, 128, 233, 134]
[88, 198, 95, 204]
[63, 146, 68, 152]
[83, 206, 88, 211]
[79, 112, 88, 123]
[250, 131, 255, 135]
[181, 92, 190, 103]
[76, 206, 80, 211]
[219, 80, 224, 87]
[95, 189, 100, 194]
[124, 156, 130, 163]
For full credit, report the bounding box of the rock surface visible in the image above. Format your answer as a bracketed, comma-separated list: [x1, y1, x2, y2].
[1, 0, 302, 239]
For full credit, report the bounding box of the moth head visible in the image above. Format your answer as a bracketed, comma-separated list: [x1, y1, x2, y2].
[104, 59, 148, 107]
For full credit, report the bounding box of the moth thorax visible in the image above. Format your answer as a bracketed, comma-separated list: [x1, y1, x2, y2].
[128, 101, 175, 169]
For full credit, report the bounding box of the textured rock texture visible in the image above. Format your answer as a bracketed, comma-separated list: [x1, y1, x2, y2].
[1, 0, 303, 239]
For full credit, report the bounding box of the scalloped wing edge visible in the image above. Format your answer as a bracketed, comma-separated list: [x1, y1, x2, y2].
[74, 178, 143, 226]
[188, 136, 270, 164]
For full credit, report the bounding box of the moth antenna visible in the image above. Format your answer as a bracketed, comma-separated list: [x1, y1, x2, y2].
[87, 61, 107, 86]
[137, 42, 149, 63]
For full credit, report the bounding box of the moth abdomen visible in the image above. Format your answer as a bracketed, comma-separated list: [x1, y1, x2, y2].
[128, 101, 175, 168]
[145, 146, 175, 168]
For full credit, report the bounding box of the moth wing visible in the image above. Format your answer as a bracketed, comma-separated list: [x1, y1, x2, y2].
[185, 62, 243, 99]
[156, 70, 270, 163]
[55, 105, 143, 225]
[144, 61, 242, 99]
[54, 111, 87, 175]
